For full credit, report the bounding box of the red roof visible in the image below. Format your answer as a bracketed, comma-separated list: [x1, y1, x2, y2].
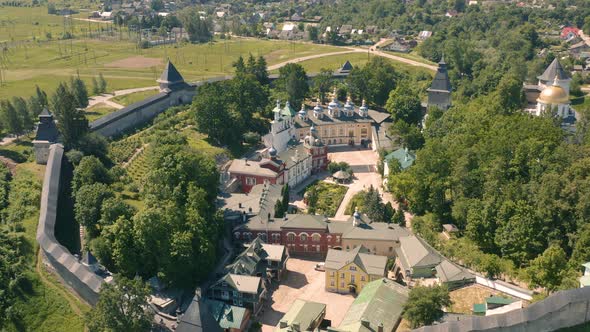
[561, 27, 580, 39]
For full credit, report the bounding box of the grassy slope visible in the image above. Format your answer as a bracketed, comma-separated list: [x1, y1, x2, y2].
[5, 162, 88, 332]
[85, 103, 116, 121]
[111, 89, 160, 106]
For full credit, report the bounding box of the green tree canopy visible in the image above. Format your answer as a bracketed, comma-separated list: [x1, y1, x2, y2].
[403, 285, 452, 329]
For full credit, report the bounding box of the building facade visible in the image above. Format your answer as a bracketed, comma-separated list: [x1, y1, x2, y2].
[324, 245, 387, 294]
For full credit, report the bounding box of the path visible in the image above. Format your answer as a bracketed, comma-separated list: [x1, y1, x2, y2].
[0, 136, 17, 146]
[122, 144, 147, 168]
[267, 45, 437, 72]
[87, 86, 159, 110]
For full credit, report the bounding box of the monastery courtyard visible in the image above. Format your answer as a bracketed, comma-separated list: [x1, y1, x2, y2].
[258, 258, 356, 332]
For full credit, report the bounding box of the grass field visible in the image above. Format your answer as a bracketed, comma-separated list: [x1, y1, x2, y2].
[0, 11, 343, 100]
[571, 94, 590, 112]
[5, 163, 88, 332]
[85, 102, 116, 121]
[111, 89, 160, 106]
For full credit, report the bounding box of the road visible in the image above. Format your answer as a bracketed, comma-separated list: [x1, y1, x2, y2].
[267, 45, 437, 72]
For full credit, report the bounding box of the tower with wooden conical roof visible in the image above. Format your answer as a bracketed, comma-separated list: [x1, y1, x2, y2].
[426, 56, 452, 110]
[33, 108, 59, 164]
[157, 60, 187, 92]
[537, 58, 571, 95]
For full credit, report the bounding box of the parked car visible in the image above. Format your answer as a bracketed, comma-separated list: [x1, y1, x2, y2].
[315, 262, 325, 271]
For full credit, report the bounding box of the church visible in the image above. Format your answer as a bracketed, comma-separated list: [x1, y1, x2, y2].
[524, 58, 577, 124]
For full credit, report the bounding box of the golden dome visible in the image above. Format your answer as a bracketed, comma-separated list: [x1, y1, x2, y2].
[537, 77, 569, 105]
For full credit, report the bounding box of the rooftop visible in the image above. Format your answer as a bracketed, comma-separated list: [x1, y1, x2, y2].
[537, 58, 570, 82]
[338, 278, 409, 332]
[384, 148, 416, 171]
[277, 299, 326, 331]
[177, 294, 221, 332]
[325, 246, 387, 276]
[206, 299, 248, 330]
[396, 235, 442, 271]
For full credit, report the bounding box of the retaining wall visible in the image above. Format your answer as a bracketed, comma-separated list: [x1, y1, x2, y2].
[413, 286, 590, 332]
[36, 144, 105, 305]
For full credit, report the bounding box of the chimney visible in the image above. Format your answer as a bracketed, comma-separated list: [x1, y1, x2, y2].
[378, 322, 384, 332]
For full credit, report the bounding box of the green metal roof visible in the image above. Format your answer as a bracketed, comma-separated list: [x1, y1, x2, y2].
[206, 299, 248, 330]
[338, 278, 409, 332]
[473, 303, 486, 314]
[384, 148, 416, 170]
[282, 101, 296, 117]
[485, 296, 516, 306]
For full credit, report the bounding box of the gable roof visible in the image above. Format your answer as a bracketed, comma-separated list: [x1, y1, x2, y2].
[340, 220, 410, 241]
[277, 299, 326, 331]
[435, 259, 474, 283]
[158, 60, 185, 84]
[338, 278, 409, 332]
[177, 295, 222, 332]
[325, 246, 387, 276]
[537, 58, 570, 81]
[340, 60, 353, 72]
[214, 274, 262, 294]
[396, 235, 442, 270]
[206, 299, 248, 330]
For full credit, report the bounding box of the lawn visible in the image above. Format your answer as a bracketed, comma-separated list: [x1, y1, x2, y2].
[448, 284, 514, 314]
[0, 133, 35, 163]
[85, 102, 117, 121]
[0, 16, 343, 100]
[5, 163, 88, 332]
[111, 89, 161, 106]
[304, 180, 348, 217]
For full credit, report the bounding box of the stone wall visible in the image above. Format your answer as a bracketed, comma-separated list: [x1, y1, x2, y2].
[36, 144, 105, 305]
[413, 286, 590, 332]
[89, 88, 195, 137]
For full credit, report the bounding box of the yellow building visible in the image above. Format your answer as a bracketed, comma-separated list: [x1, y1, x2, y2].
[324, 245, 387, 294]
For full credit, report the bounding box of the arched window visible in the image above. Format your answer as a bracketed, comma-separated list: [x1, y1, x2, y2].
[300, 233, 308, 242]
[260, 233, 267, 242]
[312, 234, 321, 242]
[234, 232, 241, 240]
[287, 233, 295, 242]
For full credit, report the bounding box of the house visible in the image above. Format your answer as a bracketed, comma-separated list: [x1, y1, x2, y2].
[207, 299, 251, 332]
[208, 274, 266, 315]
[339, 25, 353, 35]
[435, 259, 475, 290]
[324, 245, 388, 294]
[276, 299, 326, 331]
[394, 235, 442, 282]
[227, 236, 288, 281]
[100, 11, 113, 20]
[580, 262, 590, 288]
[177, 293, 222, 332]
[383, 147, 416, 178]
[217, 183, 283, 225]
[561, 27, 580, 40]
[570, 40, 590, 58]
[337, 278, 409, 332]
[418, 30, 432, 40]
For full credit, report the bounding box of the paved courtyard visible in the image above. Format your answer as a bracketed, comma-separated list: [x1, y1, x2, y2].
[258, 258, 356, 331]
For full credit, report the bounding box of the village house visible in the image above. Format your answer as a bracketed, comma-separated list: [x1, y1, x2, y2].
[208, 274, 266, 315]
[394, 235, 442, 281]
[324, 245, 388, 294]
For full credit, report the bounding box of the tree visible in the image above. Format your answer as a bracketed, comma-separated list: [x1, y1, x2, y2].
[254, 56, 269, 85]
[75, 183, 114, 238]
[98, 73, 107, 94]
[179, 8, 211, 43]
[233, 56, 246, 75]
[570, 224, 590, 267]
[150, 0, 164, 11]
[312, 68, 333, 103]
[12, 97, 32, 132]
[274, 199, 284, 218]
[86, 276, 152, 332]
[70, 76, 89, 108]
[92, 77, 100, 95]
[0, 100, 24, 137]
[386, 82, 422, 125]
[276, 63, 308, 108]
[193, 82, 242, 145]
[392, 208, 405, 226]
[51, 82, 88, 147]
[346, 57, 399, 106]
[527, 244, 567, 293]
[72, 155, 111, 193]
[403, 285, 452, 328]
[307, 25, 319, 42]
[281, 184, 290, 214]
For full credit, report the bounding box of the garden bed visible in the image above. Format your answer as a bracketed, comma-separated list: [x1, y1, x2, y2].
[303, 181, 347, 217]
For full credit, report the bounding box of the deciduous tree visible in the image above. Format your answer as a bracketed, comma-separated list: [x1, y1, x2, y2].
[403, 285, 452, 328]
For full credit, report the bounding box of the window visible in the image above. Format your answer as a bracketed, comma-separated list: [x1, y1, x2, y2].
[341, 273, 345, 278]
[260, 233, 267, 241]
[331, 271, 335, 277]
[361, 128, 368, 138]
[389, 247, 393, 252]
[246, 177, 256, 185]
[330, 281, 335, 287]
[350, 266, 356, 271]
[312, 234, 321, 242]
[340, 282, 345, 288]
[304, 245, 308, 252]
[221, 291, 229, 300]
[234, 232, 240, 240]
[316, 245, 320, 252]
[361, 276, 365, 281]
[288, 233, 295, 242]
[300, 234, 308, 241]
[339, 127, 344, 136]
[351, 275, 355, 283]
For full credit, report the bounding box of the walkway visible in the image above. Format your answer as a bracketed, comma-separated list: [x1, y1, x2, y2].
[87, 86, 159, 110]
